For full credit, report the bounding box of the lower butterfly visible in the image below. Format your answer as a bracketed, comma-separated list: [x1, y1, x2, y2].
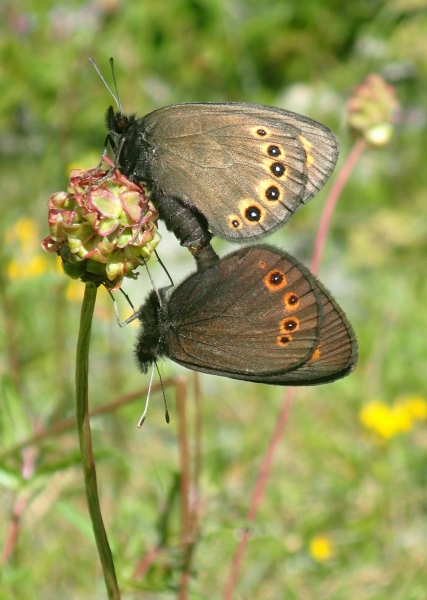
[135, 245, 358, 385]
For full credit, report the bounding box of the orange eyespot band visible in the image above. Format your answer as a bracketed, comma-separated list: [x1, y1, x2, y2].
[264, 269, 287, 291]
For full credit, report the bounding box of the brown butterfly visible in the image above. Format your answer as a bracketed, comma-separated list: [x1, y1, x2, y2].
[105, 98, 339, 267]
[135, 245, 357, 385]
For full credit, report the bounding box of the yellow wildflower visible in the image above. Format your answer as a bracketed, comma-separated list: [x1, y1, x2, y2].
[7, 255, 50, 280]
[6, 218, 52, 280]
[5, 217, 39, 249]
[66, 280, 85, 302]
[401, 395, 427, 420]
[360, 396, 427, 439]
[309, 535, 332, 562]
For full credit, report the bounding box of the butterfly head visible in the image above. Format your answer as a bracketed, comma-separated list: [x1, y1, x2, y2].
[105, 105, 137, 136]
[105, 105, 144, 177]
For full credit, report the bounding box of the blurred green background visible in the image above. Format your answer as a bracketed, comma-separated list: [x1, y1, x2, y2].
[1, 0, 427, 598]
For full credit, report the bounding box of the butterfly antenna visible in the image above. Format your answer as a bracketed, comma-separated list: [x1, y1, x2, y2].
[88, 58, 121, 113]
[156, 362, 170, 424]
[154, 249, 174, 287]
[137, 362, 155, 427]
[109, 57, 122, 114]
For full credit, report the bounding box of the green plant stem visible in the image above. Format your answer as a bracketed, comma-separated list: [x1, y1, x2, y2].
[76, 281, 120, 600]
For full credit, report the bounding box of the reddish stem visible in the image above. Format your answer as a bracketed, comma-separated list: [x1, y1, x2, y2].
[1, 446, 36, 564]
[176, 376, 193, 600]
[132, 545, 164, 580]
[222, 389, 294, 600]
[193, 372, 203, 531]
[1, 496, 27, 564]
[176, 376, 191, 546]
[311, 138, 366, 275]
[177, 373, 204, 599]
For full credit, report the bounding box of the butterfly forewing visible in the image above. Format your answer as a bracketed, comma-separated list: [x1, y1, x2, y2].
[163, 246, 323, 379]
[277, 283, 358, 384]
[257, 279, 358, 385]
[141, 103, 339, 242]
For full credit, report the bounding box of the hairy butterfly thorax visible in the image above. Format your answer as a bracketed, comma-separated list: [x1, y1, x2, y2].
[105, 106, 149, 183]
[134, 289, 165, 373]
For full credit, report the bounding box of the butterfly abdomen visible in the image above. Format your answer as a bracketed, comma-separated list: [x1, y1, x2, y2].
[147, 188, 218, 271]
[154, 190, 211, 246]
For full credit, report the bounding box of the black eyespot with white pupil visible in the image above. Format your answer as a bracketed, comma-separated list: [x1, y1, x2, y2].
[232, 219, 240, 228]
[288, 294, 298, 305]
[245, 206, 261, 222]
[284, 319, 298, 331]
[269, 271, 284, 286]
[267, 145, 281, 157]
[271, 162, 286, 177]
[266, 186, 280, 201]
[257, 128, 267, 136]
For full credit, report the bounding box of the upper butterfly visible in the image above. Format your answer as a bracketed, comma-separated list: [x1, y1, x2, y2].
[105, 100, 339, 251]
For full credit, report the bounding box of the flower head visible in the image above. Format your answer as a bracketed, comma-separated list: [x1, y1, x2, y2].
[309, 535, 333, 562]
[402, 395, 427, 420]
[360, 396, 427, 440]
[41, 158, 160, 290]
[347, 74, 400, 147]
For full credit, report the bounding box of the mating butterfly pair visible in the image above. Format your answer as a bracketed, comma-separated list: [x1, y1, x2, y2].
[102, 88, 357, 384]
